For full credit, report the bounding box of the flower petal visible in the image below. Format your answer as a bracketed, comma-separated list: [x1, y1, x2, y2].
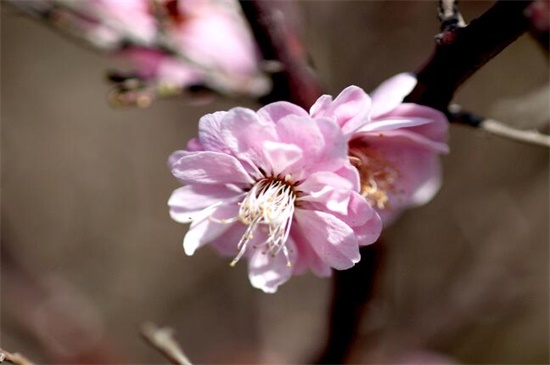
[351, 133, 445, 225]
[310, 86, 371, 137]
[298, 171, 354, 214]
[258, 101, 309, 124]
[168, 185, 243, 223]
[376, 103, 449, 144]
[262, 141, 303, 175]
[171, 151, 254, 185]
[290, 231, 332, 277]
[294, 209, 360, 270]
[196, 111, 228, 152]
[248, 238, 298, 293]
[370, 73, 417, 118]
[183, 204, 239, 255]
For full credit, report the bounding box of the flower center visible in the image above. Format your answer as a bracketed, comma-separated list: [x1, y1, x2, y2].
[229, 176, 297, 267]
[349, 146, 397, 210]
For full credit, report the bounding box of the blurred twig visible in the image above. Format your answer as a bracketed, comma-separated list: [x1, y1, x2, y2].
[449, 105, 550, 148]
[140, 323, 192, 365]
[238, 0, 323, 109]
[0, 348, 35, 365]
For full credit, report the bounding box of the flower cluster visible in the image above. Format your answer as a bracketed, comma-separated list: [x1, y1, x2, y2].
[17, 0, 268, 104]
[169, 74, 448, 292]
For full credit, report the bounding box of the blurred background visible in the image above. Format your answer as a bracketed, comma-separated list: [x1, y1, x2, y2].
[1, 1, 548, 364]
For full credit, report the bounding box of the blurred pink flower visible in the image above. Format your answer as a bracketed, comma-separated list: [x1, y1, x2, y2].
[54, 0, 156, 45]
[24, 0, 267, 98]
[164, 0, 267, 94]
[311, 74, 449, 226]
[168, 104, 382, 293]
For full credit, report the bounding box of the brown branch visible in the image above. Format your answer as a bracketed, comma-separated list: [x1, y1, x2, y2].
[405, 0, 532, 111]
[140, 322, 192, 365]
[313, 242, 385, 364]
[0, 348, 35, 365]
[238, 0, 323, 109]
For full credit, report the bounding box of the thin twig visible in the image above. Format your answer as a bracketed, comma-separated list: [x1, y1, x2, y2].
[140, 322, 192, 365]
[0, 348, 35, 365]
[450, 105, 550, 148]
[481, 119, 550, 147]
[405, 0, 532, 111]
[238, 0, 323, 109]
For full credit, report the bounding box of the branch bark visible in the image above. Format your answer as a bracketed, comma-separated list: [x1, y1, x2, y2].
[238, 0, 323, 109]
[405, 0, 532, 110]
[314, 243, 385, 364]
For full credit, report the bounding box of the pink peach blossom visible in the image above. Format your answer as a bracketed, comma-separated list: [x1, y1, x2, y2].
[23, 0, 267, 97]
[311, 74, 449, 226]
[54, 0, 156, 45]
[168, 104, 382, 293]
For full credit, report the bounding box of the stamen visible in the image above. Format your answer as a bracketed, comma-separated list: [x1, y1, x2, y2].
[349, 146, 398, 210]
[228, 178, 296, 267]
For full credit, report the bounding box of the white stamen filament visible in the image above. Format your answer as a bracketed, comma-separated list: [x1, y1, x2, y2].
[228, 178, 296, 268]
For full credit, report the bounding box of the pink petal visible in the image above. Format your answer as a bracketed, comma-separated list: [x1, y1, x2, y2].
[311, 86, 371, 137]
[262, 141, 303, 175]
[171, 151, 254, 185]
[333, 163, 361, 192]
[186, 137, 204, 152]
[294, 209, 360, 270]
[216, 107, 278, 167]
[208, 222, 248, 257]
[197, 111, 229, 152]
[302, 191, 382, 246]
[290, 230, 332, 277]
[183, 204, 239, 255]
[359, 117, 434, 134]
[298, 171, 354, 215]
[168, 150, 189, 168]
[168, 185, 243, 223]
[353, 128, 449, 154]
[352, 133, 444, 224]
[309, 94, 333, 117]
[370, 73, 417, 118]
[275, 116, 350, 178]
[258, 101, 309, 124]
[248, 238, 298, 293]
[313, 117, 351, 173]
[274, 114, 325, 175]
[376, 103, 449, 144]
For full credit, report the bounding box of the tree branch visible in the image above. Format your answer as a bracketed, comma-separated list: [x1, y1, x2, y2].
[238, 0, 323, 109]
[405, 0, 532, 111]
[449, 105, 550, 147]
[314, 242, 385, 364]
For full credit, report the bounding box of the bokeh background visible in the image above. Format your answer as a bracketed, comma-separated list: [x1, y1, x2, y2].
[1, 1, 548, 364]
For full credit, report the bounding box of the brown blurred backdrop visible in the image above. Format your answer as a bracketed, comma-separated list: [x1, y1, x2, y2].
[1, 1, 548, 364]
